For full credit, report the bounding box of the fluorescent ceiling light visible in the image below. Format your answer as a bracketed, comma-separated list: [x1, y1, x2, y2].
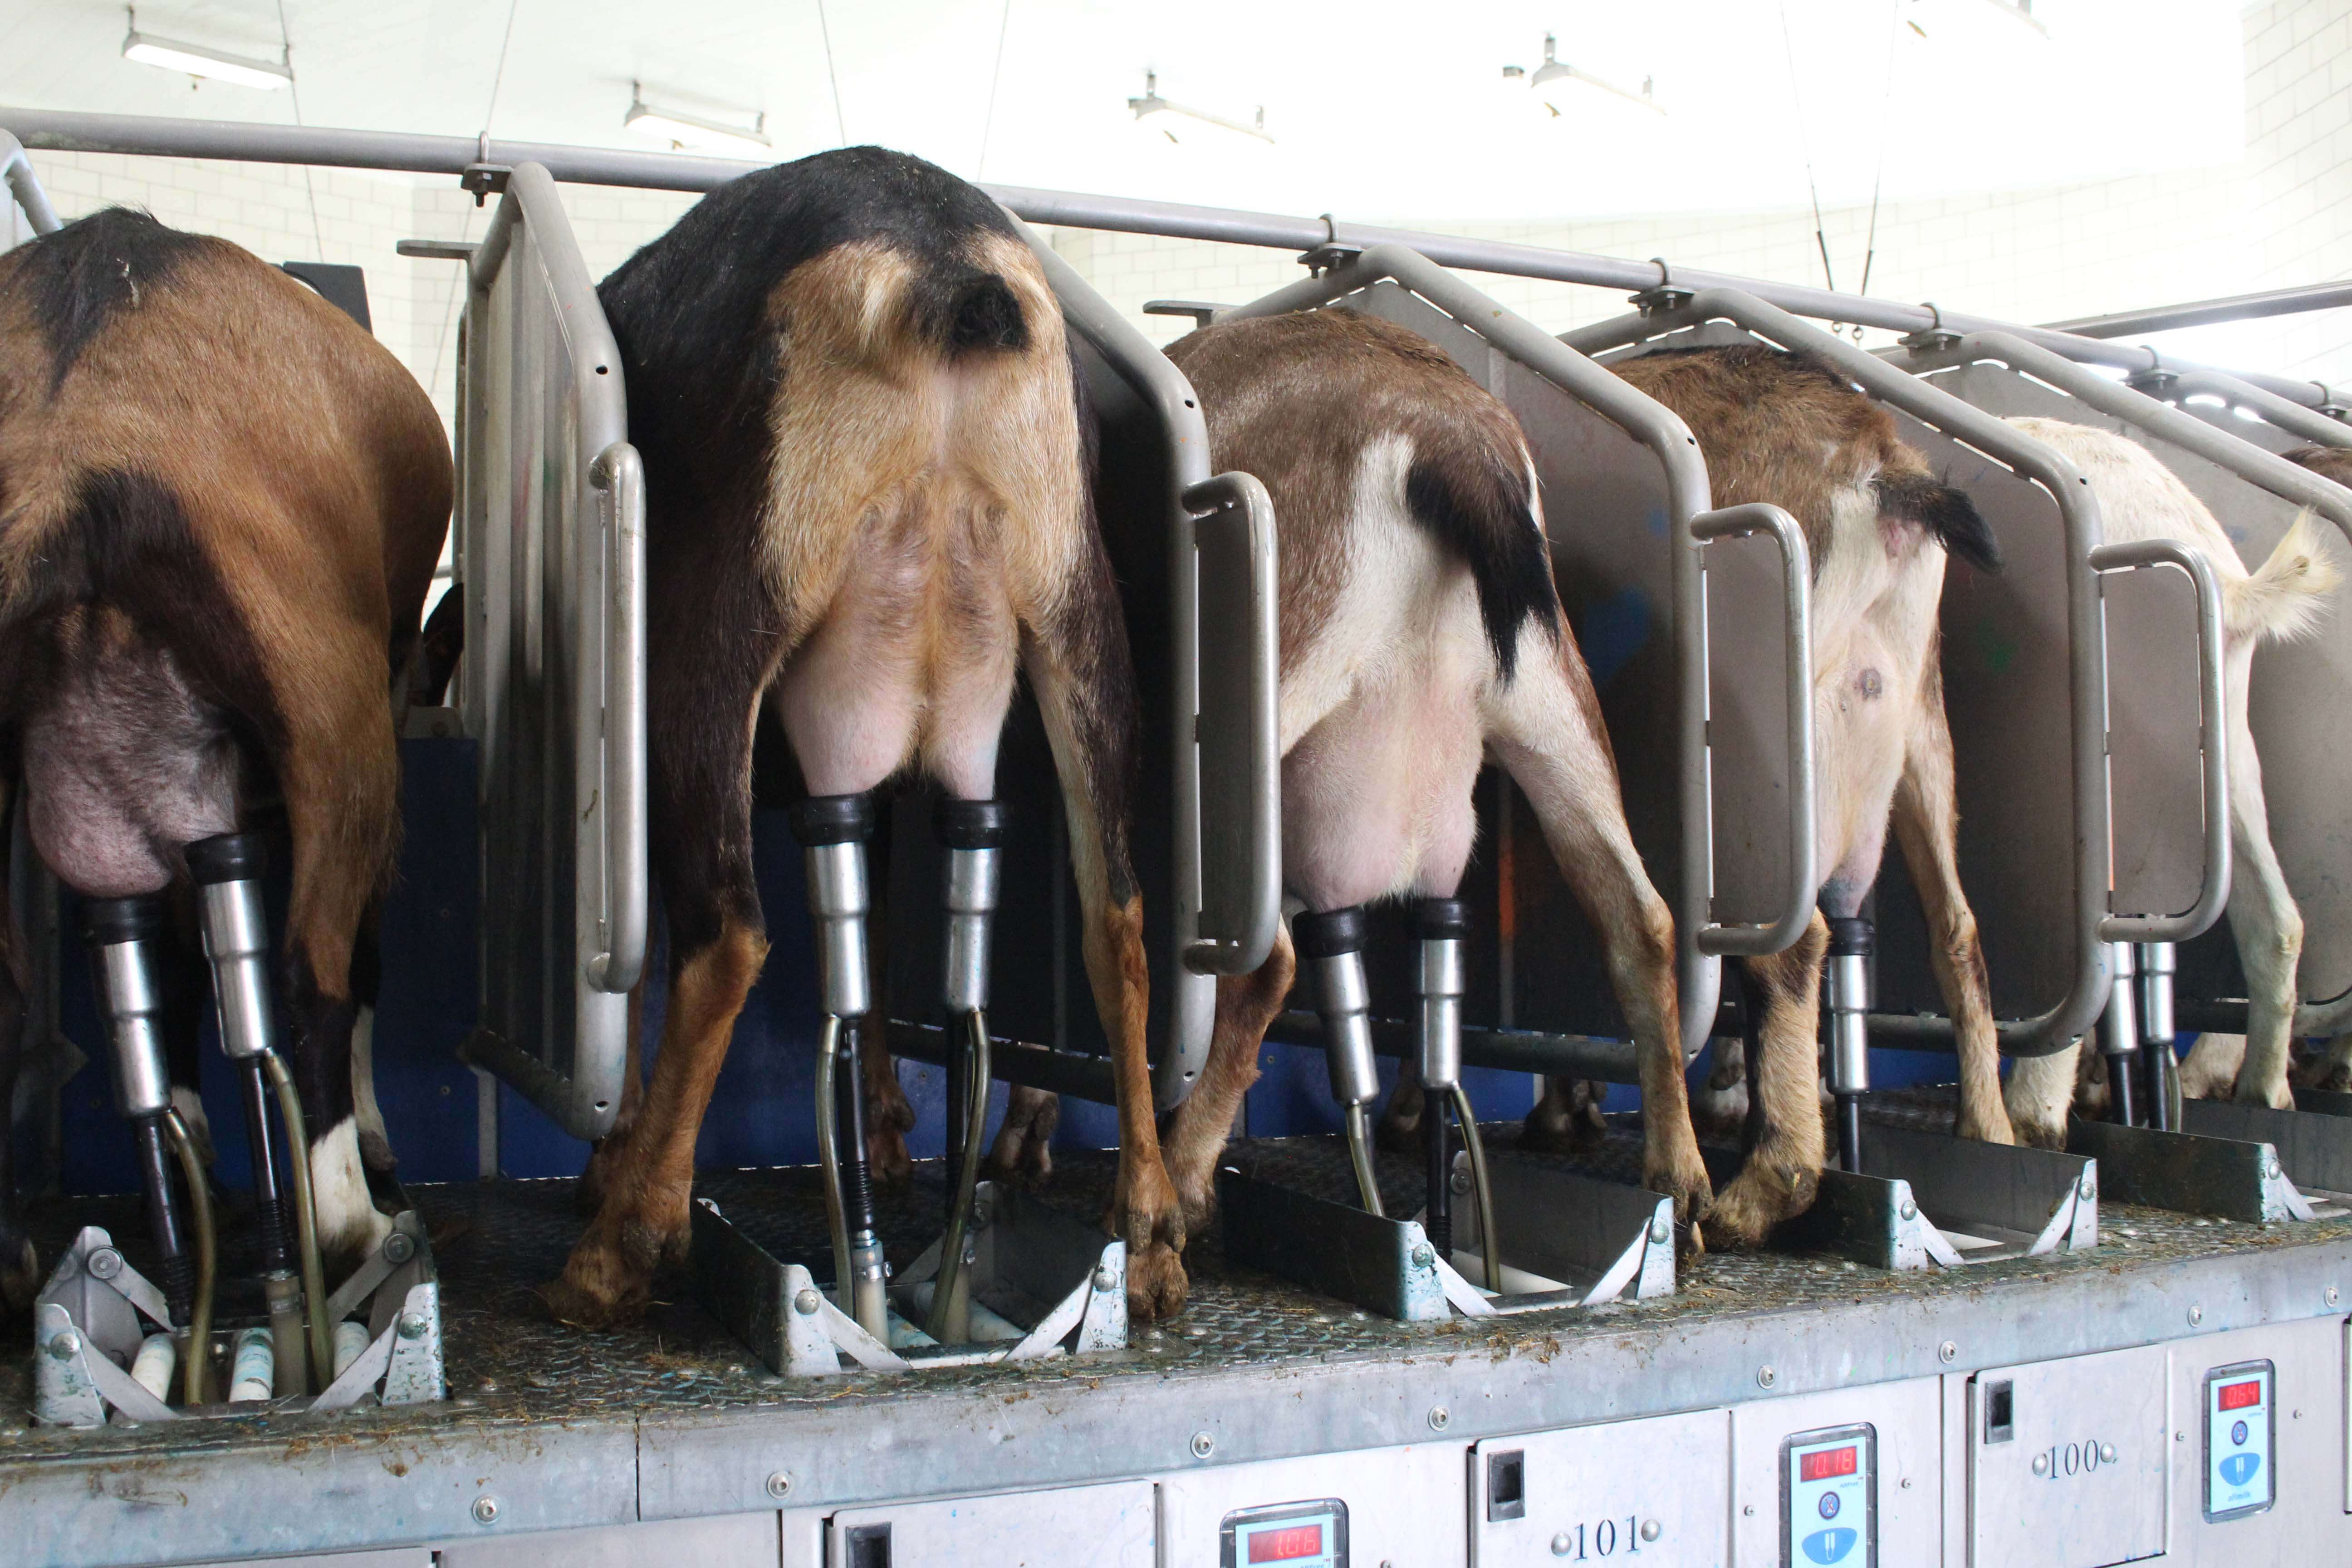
[1127, 71, 1273, 145]
[122, 11, 290, 90]
[1505, 33, 1664, 117]
[624, 84, 771, 158]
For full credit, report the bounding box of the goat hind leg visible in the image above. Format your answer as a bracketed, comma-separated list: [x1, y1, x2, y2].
[1164, 926, 1296, 1235]
[1709, 916, 1831, 1248]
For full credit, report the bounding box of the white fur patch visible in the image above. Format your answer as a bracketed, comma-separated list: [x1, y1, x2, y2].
[309, 1117, 390, 1257]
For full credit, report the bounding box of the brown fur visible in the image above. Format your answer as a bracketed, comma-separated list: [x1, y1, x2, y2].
[0, 213, 450, 1269]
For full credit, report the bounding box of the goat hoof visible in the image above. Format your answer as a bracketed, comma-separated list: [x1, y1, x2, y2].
[1707, 1161, 1818, 1250]
[542, 1220, 663, 1329]
[2008, 1114, 2069, 1152]
[0, 1236, 38, 1313]
[1125, 1241, 1188, 1323]
[1955, 1107, 2018, 1146]
[867, 1124, 914, 1190]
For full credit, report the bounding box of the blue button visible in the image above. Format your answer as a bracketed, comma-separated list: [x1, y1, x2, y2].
[1803, 1526, 1859, 1564]
[1818, 1491, 1841, 1519]
[2220, 1453, 2261, 1486]
[2231, 1420, 2248, 1446]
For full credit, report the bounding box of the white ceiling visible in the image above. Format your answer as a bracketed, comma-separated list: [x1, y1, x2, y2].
[0, 0, 2248, 223]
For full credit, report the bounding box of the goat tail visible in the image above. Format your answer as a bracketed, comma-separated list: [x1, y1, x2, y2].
[1404, 441, 1561, 684]
[2226, 509, 2340, 645]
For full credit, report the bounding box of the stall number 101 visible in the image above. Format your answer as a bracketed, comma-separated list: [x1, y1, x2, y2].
[2030, 1439, 2118, 1479]
[1548, 1517, 1661, 1558]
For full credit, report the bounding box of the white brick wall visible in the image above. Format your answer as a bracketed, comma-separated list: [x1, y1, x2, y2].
[7, 0, 2347, 400]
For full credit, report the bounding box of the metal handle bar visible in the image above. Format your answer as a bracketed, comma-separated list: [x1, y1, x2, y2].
[1228, 243, 1822, 1054]
[2087, 539, 2232, 945]
[587, 441, 647, 993]
[1568, 290, 2116, 1057]
[1688, 503, 1817, 957]
[1178, 470, 1282, 979]
[2131, 368, 2352, 451]
[1, 129, 59, 234]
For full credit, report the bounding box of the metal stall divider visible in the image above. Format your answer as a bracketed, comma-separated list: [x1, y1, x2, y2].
[409, 163, 647, 1149]
[1896, 330, 2352, 1217]
[1563, 290, 2151, 1269]
[1202, 243, 1816, 1317]
[693, 225, 1282, 1376]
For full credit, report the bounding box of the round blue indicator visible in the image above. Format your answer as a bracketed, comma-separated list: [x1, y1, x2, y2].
[1818, 1491, 1840, 1519]
[2231, 1420, 2248, 1446]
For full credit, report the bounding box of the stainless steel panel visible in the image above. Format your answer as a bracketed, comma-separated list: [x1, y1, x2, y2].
[1471, 1411, 1728, 1567]
[438, 1512, 781, 1568]
[1730, 1380, 1942, 1568]
[826, 1480, 1152, 1567]
[2161, 1318, 2350, 1564]
[455, 162, 644, 1140]
[181, 1554, 432, 1568]
[1161, 1445, 1465, 1568]
[1967, 1345, 2169, 1567]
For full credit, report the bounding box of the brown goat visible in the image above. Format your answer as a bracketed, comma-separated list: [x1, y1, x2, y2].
[0, 208, 451, 1298]
[539, 149, 1177, 1326]
[1529, 345, 2015, 1244]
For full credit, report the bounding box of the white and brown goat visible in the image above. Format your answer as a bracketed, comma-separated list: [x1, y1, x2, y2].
[1527, 345, 2017, 1243]
[541, 148, 1178, 1325]
[1999, 419, 2337, 1138]
[1036, 307, 1717, 1245]
[0, 208, 452, 1299]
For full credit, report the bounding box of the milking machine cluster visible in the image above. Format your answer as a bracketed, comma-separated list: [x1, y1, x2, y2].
[691, 793, 1126, 1376]
[29, 834, 442, 1428]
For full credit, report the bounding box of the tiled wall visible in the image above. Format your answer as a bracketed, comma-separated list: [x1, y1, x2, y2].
[10, 0, 2349, 402]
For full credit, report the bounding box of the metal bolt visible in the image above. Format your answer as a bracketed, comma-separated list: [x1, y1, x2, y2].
[2177, 1431, 2186, 1443]
[46, 1332, 78, 1362]
[1743, 1504, 1755, 1518]
[2188, 1303, 2204, 1326]
[1648, 1215, 1671, 1245]
[2265, 1154, 2283, 1180]
[1757, 1365, 1777, 1389]
[2032, 1454, 2050, 1476]
[1093, 1266, 1117, 1293]
[1897, 1198, 1918, 1222]
[1451, 1170, 1472, 1195]
[1639, 1519, 1661, 1542]
[85, 1247, 123, 1281]
[472, 1496, 500, 1525]
[765, 1471, 793, 1499]
[1939, 1341, 1958, 1365]
[397, 1313, 428, 1340]
[384, 1231, 417, 1264]
[1410, 1244, 1436, 1268]
[2078, 1175, 2097, 1201]
[2099, 1444, 2117, 1464]
[1191, 1431, 1215, 1459]
[2329, 1286, 2341, 1308]
[1428, 1406, 1451, 1432]
[1900, 1478, 1913, 1490]
[794, 1289, 822, 1316]
[1552, 1533, 1573, 1556]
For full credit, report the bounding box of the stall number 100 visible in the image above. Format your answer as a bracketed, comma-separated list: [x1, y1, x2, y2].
[2030, 1438, 2118, 1480]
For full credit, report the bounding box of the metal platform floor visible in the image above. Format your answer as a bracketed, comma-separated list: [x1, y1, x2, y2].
[6, 1111, 2351, 1564]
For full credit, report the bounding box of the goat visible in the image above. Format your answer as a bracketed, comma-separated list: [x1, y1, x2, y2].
[1999, 421, 2337, 1135]
[1042, 306, 1715, 1246]
[539, 148, 1174, 1326]
[0, 208, 451, 1302]
[1528, 344, 2013, 1244]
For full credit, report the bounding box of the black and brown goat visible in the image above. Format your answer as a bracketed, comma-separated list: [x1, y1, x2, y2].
[540, 148, 1176, 1325]
[0, 208, 451, 1299]
[1524, 344, 2014, 1243]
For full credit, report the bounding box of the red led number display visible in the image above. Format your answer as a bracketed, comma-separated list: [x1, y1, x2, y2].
[1247, 1524, 1325, 1563]
[2217, 1380, 2264, 1412]
[1800, 1446, 1859, 1482]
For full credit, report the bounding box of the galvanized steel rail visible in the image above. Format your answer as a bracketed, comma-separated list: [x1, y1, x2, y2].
[1, 104, 2340, 414]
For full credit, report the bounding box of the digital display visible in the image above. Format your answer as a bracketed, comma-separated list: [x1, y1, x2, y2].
[1800, 1446, 1859, 1482]
[2218, 1380, 2264, 1411]
[1247, 1524, 1325, 1563]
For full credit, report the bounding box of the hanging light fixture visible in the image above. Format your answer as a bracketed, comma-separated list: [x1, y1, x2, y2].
[1127, 71, 1273, 145]
[121, 7, 290, 91]
[624, 83, 773, 159]
[1503, 33, 1664, 117]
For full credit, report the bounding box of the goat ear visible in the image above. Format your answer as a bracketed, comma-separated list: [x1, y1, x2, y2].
[1876, 472, 2001, 573]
